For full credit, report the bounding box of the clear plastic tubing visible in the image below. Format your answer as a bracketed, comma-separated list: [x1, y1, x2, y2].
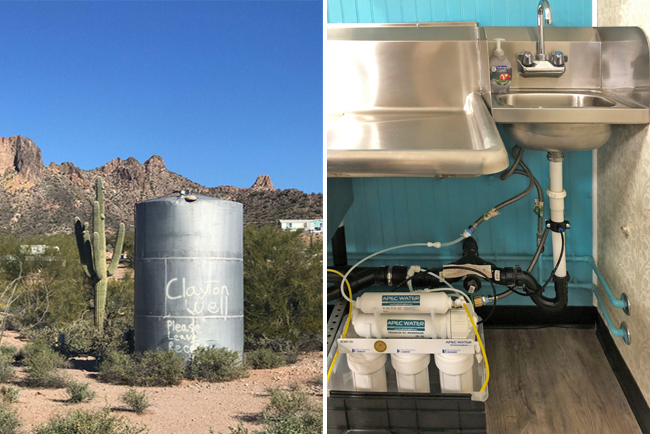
[339, 237, 465, 303]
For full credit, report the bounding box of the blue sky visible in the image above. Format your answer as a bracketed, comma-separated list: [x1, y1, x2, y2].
[0, 1, 323, 193]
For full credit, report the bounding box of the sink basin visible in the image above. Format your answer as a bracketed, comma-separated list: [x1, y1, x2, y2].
[490, 90, 648, 151]
[502, 123, 612, 152]
[496, 93, 616, 108]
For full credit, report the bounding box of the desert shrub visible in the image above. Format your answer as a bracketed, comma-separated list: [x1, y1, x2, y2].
[0, 405, 20, 434]
[66, 380, 95, 403]
[1, 385, 20, 404]
[21, 320, 130, 359]
[0, 234, 87, 330]
[99, 350, 182, 387]
[16, 340, 51, 362]
[221, 424, 249, 434]
[34, 408, 146, 434]
[98, 351, 136, 385]
[0, 346, 16, 357]
[186, 347, 247, 382]
[136, 351, 183, 387]
[23, 343, 68, 388]
[121, 388, 149, 414]
[246, 349, 285, 370]
[247, 337, 300, 365]
[0, 353, 15, 383]
[243, 226, 322, 346]
[258, 386, 322, 434]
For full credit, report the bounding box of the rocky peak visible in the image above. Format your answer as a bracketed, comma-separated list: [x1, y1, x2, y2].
[250, 174, 274, 191]
[0, 136, 44, 187]
[144, 155, 165, 173]
[100, 157, 122, 174]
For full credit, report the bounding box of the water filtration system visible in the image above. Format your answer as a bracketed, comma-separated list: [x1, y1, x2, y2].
[346, 292, 479, 395]
[134, 194, 244, 357]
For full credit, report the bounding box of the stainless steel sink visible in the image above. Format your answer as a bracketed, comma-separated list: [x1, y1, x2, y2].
[502, 123, 613, 152]
[490, 89, 647, 151]
[496, 92, 616, 108]
[492, 90, 636, 151]
[481, 27, 650, 152]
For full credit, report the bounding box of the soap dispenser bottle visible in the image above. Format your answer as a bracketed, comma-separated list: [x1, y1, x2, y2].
[490, 38, 512, 94]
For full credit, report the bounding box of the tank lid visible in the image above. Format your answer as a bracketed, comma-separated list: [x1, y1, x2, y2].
[137, 194, 242, 205]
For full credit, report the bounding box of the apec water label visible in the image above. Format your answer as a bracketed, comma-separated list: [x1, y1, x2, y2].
[445, 340, 474, 347]
[386, 319, 425, 335]
[382, 294, 420, 311]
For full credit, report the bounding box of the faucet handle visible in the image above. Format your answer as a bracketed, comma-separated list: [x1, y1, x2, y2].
[551, 51, 568, 67]
[520, 51, 534, 67]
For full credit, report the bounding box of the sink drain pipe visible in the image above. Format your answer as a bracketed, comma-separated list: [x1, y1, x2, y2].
[548, 152, 567, 278]
[527, 152, 570, 310]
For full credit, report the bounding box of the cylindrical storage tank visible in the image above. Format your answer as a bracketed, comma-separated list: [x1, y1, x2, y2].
[134, 195, 243, 357]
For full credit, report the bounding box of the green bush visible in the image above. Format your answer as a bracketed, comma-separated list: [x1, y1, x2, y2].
[0, 346, 16, 357]
[98, 351, 135, 385]
[66, 380, 95, 403]
[222, 386, 321, 434]
[220, 424, 249, 434]
[136, 351, 183, 387]
[99, 350, 183, 387]
[0, 353, 15, 383]
[247, 337, 300, 365]
[121, 388, 149, 415]
[0, 405, 20, 434]
[23, 343, 68, 388]
[1, 385, 20, 404]
[21, 320, 130, 359]
[246, 349, 285, 370]
[265, 386, 311, 415]
[34, 409, 146, 434]
[186, 347, 247, 382]
[243, 226, 322, 346]
[259, 386, 322, 434]
[0, 233, 87, 329]
[17, 340, 50, 362]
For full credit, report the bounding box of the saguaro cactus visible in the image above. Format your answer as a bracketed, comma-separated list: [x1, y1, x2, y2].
[74, 176, 125, 331]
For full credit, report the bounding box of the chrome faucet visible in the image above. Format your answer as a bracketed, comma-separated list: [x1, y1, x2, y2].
[516, 0, 567, 77]
[537, 0, 551, 61]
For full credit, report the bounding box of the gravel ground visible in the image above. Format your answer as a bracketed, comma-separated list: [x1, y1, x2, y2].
[0, 330, 324, 434]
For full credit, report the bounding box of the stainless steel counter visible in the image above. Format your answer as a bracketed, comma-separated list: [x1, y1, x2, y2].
[326, 23, 509, 178]
[328, 94, 508, 177]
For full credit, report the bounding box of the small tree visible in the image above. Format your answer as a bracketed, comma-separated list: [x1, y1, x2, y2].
[74, 177, 125, 331]
[243, 226, 322, 346]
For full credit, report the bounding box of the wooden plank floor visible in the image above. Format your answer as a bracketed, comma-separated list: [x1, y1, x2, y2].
[484, 328, 642, 434]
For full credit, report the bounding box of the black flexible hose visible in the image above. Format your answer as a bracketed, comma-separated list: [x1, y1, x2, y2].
[470, 146, 539, 232]
[528, 232, 568, 311]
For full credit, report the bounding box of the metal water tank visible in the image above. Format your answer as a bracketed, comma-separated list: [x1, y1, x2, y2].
[134, 195, 243, 357]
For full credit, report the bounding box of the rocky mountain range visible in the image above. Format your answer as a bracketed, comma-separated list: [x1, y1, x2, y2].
[0, 136, 322, 236]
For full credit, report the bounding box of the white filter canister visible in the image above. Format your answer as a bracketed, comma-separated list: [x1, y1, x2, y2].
[355, 292, 453, 314]
[352, 308, 473, 339]
[434, 353, 475, 393]
[391, 353, 431, 393]
[352, 310, 434, 338]
[346, 352, 388, 392]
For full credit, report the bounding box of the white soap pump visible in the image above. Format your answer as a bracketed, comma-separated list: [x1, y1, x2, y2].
[490, 38, 512, 94]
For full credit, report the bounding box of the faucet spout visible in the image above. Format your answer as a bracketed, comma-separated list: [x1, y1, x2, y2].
[537, 0, 552, 61]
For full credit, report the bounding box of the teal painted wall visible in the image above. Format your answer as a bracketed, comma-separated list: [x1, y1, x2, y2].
[327, 0, 595, 306]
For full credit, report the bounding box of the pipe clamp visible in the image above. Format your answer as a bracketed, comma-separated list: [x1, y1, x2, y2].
[546, 188, 567, 199]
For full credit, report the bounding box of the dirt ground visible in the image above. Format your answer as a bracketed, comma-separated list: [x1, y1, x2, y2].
[0, 330, 324, 434]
